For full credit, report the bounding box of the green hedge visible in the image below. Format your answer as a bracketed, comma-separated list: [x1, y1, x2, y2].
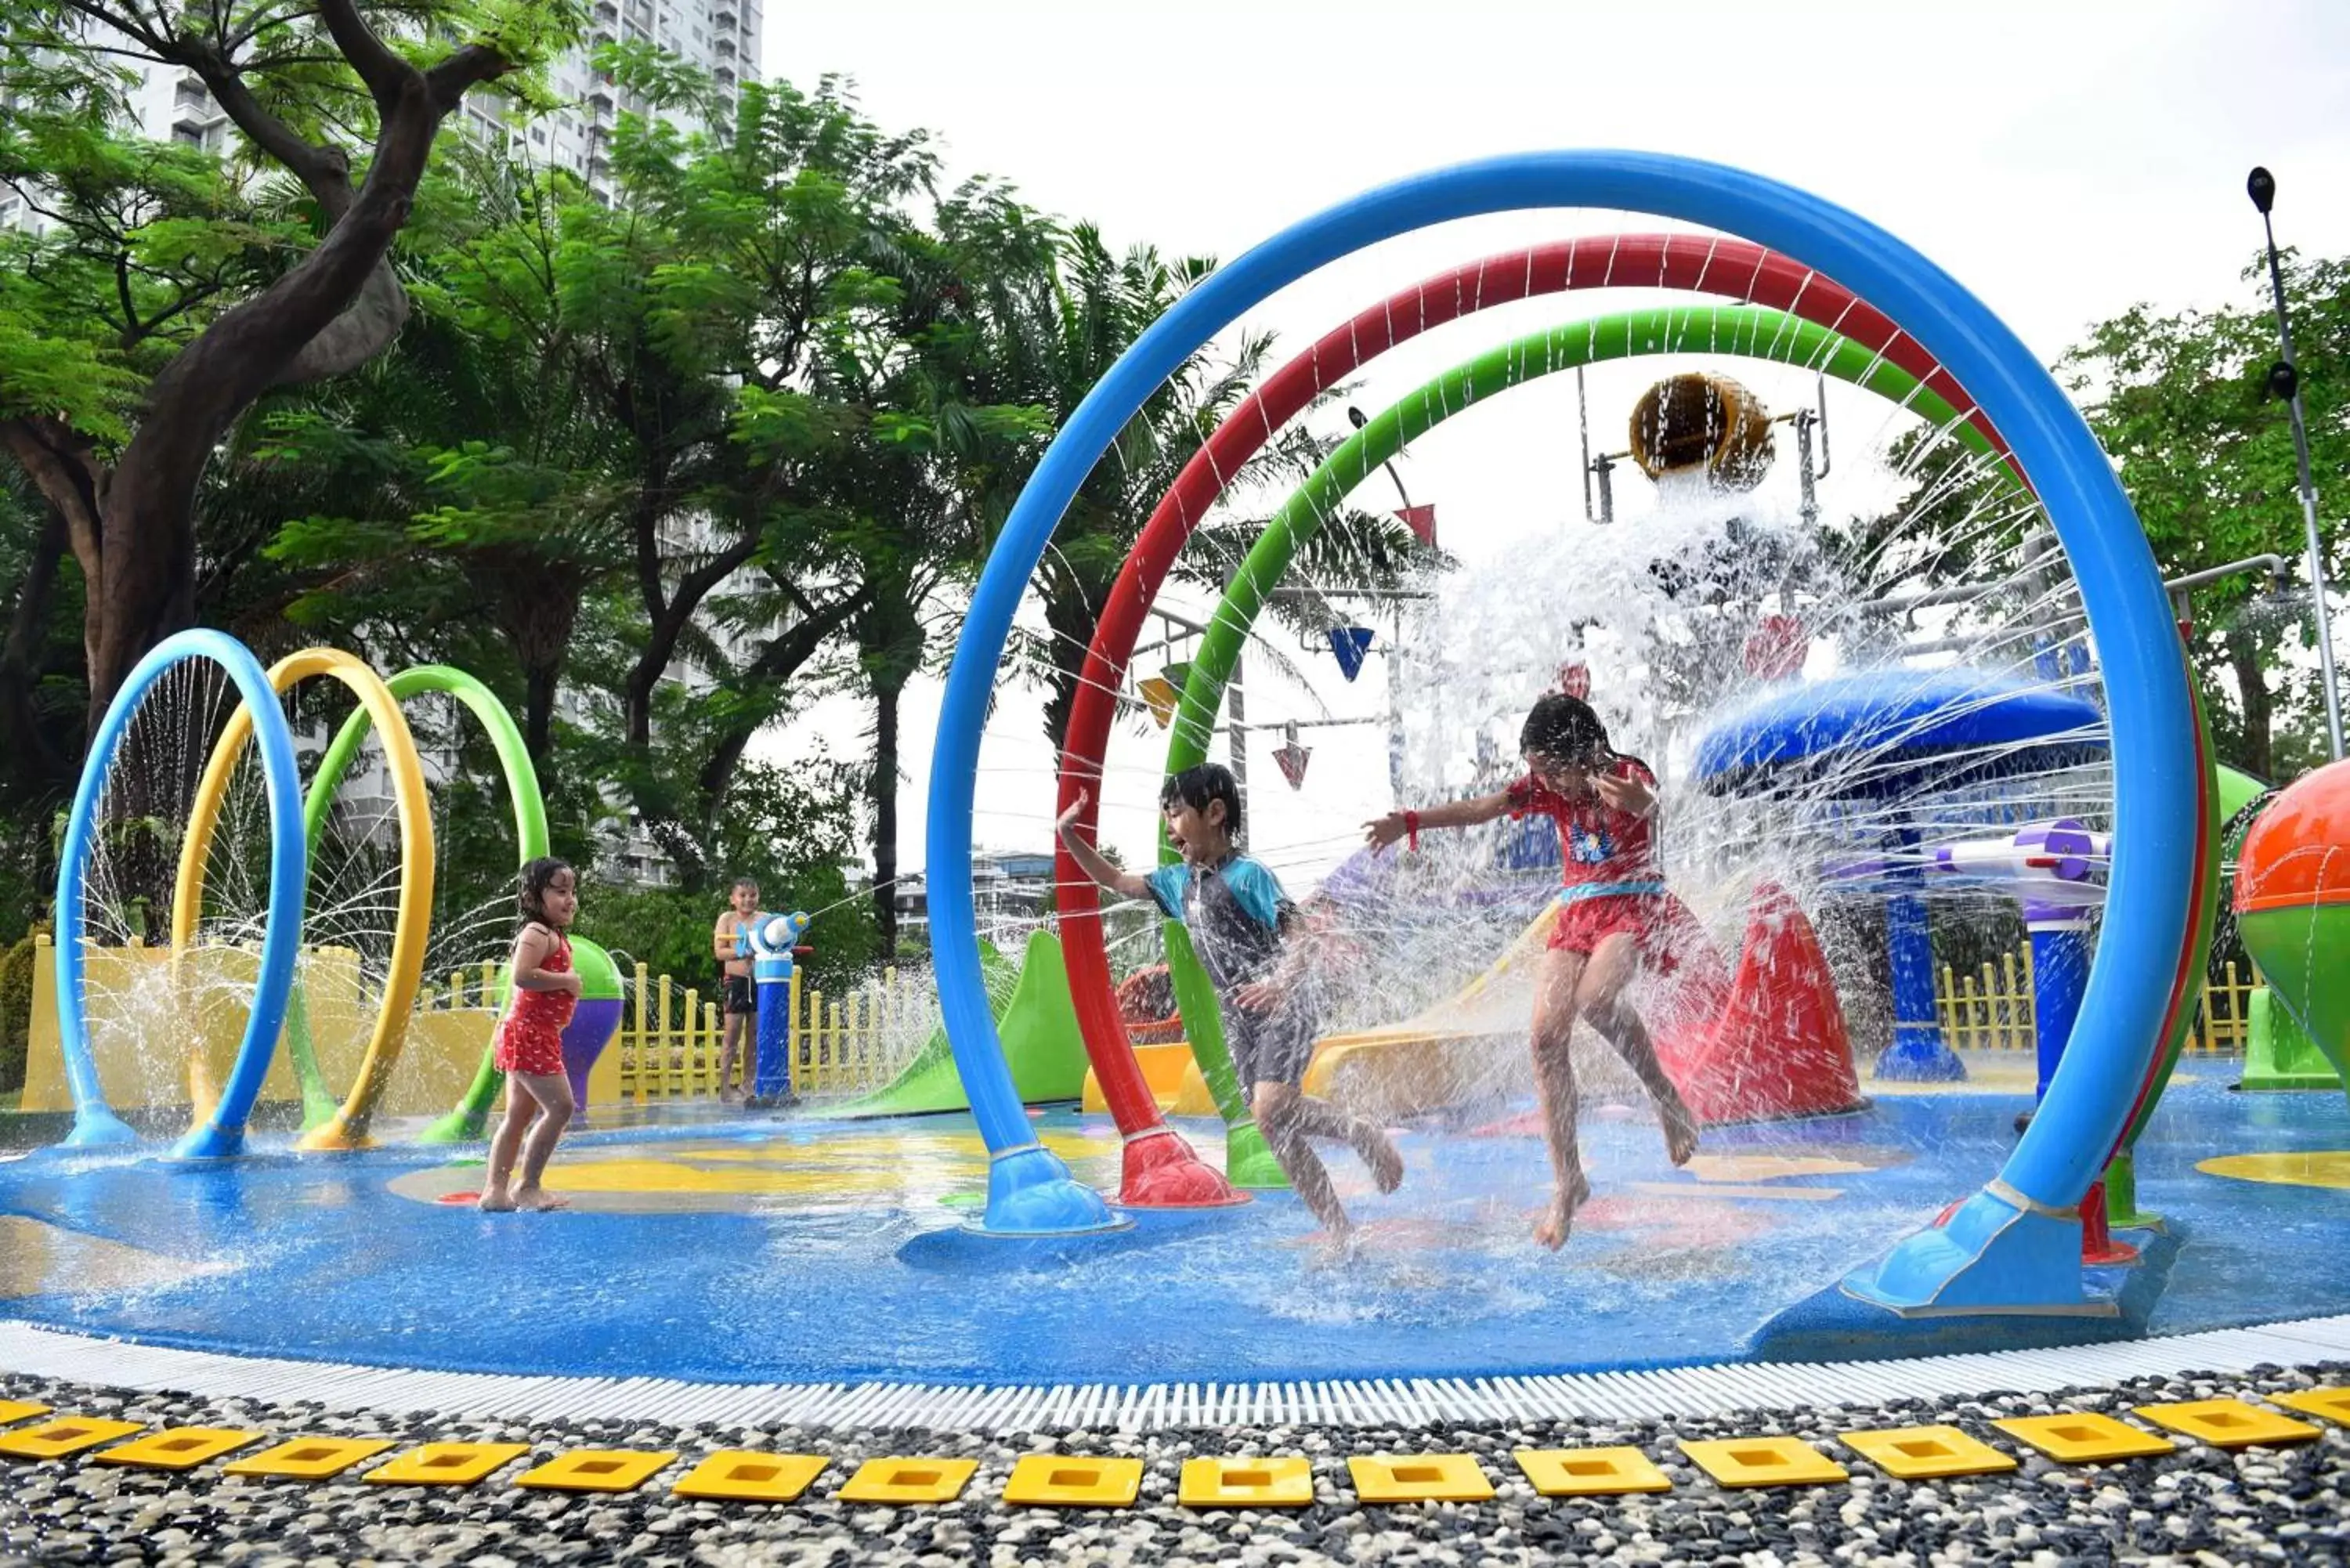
[0, 927, 38, 1095]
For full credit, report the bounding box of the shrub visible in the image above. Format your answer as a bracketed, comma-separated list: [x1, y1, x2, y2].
[0, 927, 41, 1095]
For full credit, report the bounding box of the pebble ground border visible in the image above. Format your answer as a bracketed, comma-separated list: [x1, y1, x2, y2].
[3, 1358, 2348, 1565]
[5, 1321, 2350, 1564]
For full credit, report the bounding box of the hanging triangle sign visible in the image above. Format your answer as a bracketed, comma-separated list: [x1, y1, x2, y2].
[1328, 625, 1375, 681]
[1137, 676, 1178, 728]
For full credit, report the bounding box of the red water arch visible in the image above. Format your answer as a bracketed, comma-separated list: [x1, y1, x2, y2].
[1062, 233, 2013, 1206]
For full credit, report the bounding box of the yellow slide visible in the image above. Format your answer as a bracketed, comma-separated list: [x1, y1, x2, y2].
[1080, 902, 1557, 1120]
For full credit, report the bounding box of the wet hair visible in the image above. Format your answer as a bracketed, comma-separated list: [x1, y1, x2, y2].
[1160, 762, 1243, 839]
[1520, 694, 1613, 767]
[1522, 695, 1654, 781]
[729, 876, 759, 898]
[517, 856, 576, 929]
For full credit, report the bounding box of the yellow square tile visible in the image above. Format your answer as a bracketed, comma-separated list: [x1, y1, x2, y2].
[1992, 1412, 2175, 1464]
[0, 1417, 144, 1460]
[1678, 1436, 1849, 1488]
[1347, 1453, 1495, 1503]
[671, 1451, 830, 1503]
[516, 1447, 678, 1493]
[1178, 1455, 1314, 1508]
[2134, 1399, 2323, 1449]
[363, 1442, 532, 1487]
[0, 1400, 51, 1426]
[93, 1428, 264, 1471]
[1838, 1425, 2016, 1479]
[223, 1436, 397, 1480]
[834, 1456, 978, 1505]
[1513, 1446, 1672, 1496]
[2272, 1387, 2350, 1427]
[1002, 1454, 1143, 1508]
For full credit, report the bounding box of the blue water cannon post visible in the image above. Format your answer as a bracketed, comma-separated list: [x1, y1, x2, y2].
[745, 910, 809, 1108]
[1878, 824, 1967, 1082]
[1928, 821, 2110, 1104]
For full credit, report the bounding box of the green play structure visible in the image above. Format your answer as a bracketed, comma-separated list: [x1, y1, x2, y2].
[841, 929, 1092, 1117]
[2241, 987, 2347, 1093]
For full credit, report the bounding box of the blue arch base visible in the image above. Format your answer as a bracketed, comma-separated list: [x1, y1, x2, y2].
[62, 1098, 137, 1151]
[967, 1146, 1134, 1237]
[931, 150, 2194, 1288]
[55, 629, 309, 1160]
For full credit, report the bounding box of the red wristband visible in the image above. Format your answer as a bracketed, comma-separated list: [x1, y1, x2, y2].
[1404, 810, 1420, 852]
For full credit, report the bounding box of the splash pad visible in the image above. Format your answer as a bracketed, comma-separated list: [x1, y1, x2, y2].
[6, 152, 2348, 1409]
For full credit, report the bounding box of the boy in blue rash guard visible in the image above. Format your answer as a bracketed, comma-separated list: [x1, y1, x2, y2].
[1058, 763, 1404, 1241]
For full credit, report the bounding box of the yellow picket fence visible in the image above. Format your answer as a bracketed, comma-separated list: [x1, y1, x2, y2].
[1936, 952, 2256, 1056]
[611, 965, 915, 1102]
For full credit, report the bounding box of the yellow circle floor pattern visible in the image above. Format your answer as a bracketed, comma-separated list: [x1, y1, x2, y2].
[389, 1128, 1127, 1214]
[2197, 1149, 2350, 1190]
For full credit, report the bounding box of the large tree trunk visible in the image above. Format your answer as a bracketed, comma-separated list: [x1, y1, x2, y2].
[0, 500, 73, 800]
[67, 25, 517, 724]
[2225, 627, 2275, 780]
[495, 571, 582, 782]
[87, 444, 205, 720]
[870, 677, 902, 952]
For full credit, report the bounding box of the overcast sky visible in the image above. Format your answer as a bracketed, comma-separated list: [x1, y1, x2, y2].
[754, 1, 2350, 898]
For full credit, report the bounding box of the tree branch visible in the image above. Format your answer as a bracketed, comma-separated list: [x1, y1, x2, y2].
[695, 584, 876, 807]
[272, 259, 411, 386]
[0, 418, 105, 594]
[424, 44, 518, 114]
[175, 38, 354, 219]
[113, 253, 143, 346]
[313, 0, 416, 110]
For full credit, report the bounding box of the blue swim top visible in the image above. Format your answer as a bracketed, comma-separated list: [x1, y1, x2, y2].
[1145, 855, 1294, 995]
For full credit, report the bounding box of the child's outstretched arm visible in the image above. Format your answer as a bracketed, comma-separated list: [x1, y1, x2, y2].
[1056, 790, 1154, 902]
[1361, 789, 1514, 852]
[512, 925, 583, 995]
[1235, 904, 1319, 1013]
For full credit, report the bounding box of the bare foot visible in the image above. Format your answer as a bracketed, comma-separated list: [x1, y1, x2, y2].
[476, 1189, 516, 1213]
[719, 1086, 743, 1104]
[1661, 1104, 1700, 1167]
[1533, 1172, 1593, 1251]
[513, 1187, 571, 1212]
[1307, 1227, 1361, 1269]
[1352, 1122, 1405, 1194]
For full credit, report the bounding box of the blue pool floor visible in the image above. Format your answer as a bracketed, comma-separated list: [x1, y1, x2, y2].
[1, 1072, 2345, 1386]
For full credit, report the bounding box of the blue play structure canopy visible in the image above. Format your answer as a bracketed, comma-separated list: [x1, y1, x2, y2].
[1692, 668, 2108, 800]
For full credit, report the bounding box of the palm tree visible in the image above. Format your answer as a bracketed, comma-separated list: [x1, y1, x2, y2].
[976, 226, 1433, 748]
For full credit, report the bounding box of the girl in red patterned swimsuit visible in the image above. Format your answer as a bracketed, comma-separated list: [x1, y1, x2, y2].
[1365, 694, 1709, 1249]
[479, 858, 584, 1213]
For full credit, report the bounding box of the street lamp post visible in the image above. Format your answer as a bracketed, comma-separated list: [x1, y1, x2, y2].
[2248, 165, 2345, 760]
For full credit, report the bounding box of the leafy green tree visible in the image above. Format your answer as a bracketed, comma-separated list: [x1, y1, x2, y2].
[2061, 252, 2349, 779]
[587, 757, 877, 995]
[0, 0, 582, 732]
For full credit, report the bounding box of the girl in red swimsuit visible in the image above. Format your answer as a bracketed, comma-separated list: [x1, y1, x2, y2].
[1365, 694, 1710, 1250]
[479, 858, 584, 1213]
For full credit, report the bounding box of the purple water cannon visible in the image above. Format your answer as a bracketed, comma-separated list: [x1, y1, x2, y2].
[1929, 818, 2110, 1100]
